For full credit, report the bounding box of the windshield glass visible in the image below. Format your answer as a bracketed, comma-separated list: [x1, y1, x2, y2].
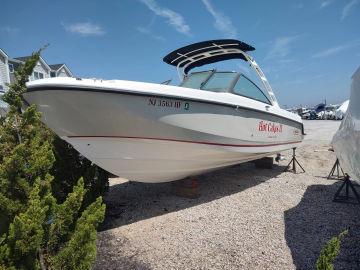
[180, 71, 212, 89]
[233, 75, 271, 104]
[181, 71, 237, 92]
[202, 72, 238, 92]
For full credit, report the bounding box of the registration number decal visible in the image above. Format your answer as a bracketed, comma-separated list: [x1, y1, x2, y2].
[148, 97, 190, 110]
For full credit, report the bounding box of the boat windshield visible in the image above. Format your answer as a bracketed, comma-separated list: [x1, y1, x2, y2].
[180, 71, 271, 105]
[180, 71, 213, 89]
[180, 71, 238, 92]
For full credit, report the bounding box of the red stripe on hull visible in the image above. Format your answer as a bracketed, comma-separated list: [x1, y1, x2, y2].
[67, 135, 302, 148]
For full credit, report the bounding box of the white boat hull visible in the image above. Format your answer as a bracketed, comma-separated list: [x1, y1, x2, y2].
[66, 137, 285, 182]
[24, 78, 303, 183]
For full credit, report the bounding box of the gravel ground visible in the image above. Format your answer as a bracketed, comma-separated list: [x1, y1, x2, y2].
[94, 120, 360, 270]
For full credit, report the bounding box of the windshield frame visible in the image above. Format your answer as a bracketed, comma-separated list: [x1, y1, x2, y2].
[230, 74, 272, 105]
[179, 70, 272, 105]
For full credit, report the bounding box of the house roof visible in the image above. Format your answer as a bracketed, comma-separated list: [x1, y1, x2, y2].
[49, 63, 65, 71]
[0, 48, 8, 59]
[50, 63, 73, 77]
[8, 58, 23, 64]
[14, 55, 51, 72]
[14, 56, 31, 62]
[9, 55, 73, 77]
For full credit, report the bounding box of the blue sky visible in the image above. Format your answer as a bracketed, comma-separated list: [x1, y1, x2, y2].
[1, 0, 359, 107]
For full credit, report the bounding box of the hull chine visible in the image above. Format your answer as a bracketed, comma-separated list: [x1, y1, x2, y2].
[65, 136, 301, 183]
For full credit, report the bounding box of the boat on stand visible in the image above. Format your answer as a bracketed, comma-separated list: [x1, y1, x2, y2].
[332, 66, 360, 184]
[23, 39, 304, 183]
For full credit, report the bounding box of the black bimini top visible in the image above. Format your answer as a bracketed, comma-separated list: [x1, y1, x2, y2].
[163, 39, 255, 74]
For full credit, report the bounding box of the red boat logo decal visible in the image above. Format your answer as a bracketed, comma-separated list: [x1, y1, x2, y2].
[258, 121, 283, 133]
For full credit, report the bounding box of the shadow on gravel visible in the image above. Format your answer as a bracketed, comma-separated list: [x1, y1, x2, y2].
[99, 162, 285, 231]
[284, 182, 360, 270]
[93, 233, 151, 270]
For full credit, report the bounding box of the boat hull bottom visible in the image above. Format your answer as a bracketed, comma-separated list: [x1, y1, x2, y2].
[64, 137, 298, 183]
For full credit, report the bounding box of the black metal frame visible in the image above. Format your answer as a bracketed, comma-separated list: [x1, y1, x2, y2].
[283, 147, 305, 173]
[327, 158, 345, 180]
[163, 39, 255, 69]
[333, 174, 360, 204]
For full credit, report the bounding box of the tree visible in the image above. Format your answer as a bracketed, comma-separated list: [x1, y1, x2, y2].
[52, 196, 105, 270]
[0, 49, 105, 269]
[51, 136, 109, 207]
[0, 49, 53, 235]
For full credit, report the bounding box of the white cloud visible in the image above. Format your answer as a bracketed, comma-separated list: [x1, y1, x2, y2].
[277, 59, 295, 64]
[136, 26, 166, 41]
[312, 46, 348, 58]
[294, 2, 304, 9]
[1, 26, 19, 33]
[320, 0, 332, 9]
[313, 74, 326, 79]
[62, 22, 105, 36]
[341, 0, 359, 21]
[312, 41, 360, 58]
[201, 0, 237, 38]
[274, 79, 304, 87]
[253, 19, 261, 29]
[140, 0, 191, 36]
[265, 35, 301, 60]
[285, 79, 304, 85]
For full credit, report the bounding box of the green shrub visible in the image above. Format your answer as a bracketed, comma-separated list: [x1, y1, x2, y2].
[0, 49, 106, 270]
[51, 136, 109, 208]
[316, 230, 348, 270]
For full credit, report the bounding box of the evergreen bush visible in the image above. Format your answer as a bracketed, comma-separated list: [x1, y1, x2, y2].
[0, 49, 106, 270]
[316, 230, 348, 270]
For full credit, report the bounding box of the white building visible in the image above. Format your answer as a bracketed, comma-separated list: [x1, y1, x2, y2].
[0, 49, 10, 93]
[0, 48, 73, 92]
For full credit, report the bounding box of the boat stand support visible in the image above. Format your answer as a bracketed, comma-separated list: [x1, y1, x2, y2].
[283, 147, 305, 173]
[327, 158, 345, 180]
[333, 174, 360, 205]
